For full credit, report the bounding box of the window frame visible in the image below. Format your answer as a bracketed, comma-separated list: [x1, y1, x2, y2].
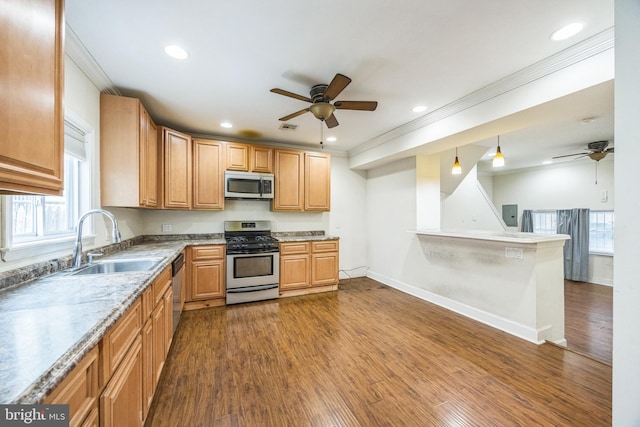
[0, 113, 94, 263]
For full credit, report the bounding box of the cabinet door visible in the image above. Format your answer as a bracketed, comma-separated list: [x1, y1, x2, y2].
[190, 260, 225, 300]
[193, 139, 224, 209]
[273, 149, 304, 211]
[161, 127, 192, 209]
[311, 252, 339, 286]
[305, 152, 331, 211]
[250, 146, 274, 173]
[0, 0, 64, 195]
[151, 300, 165, 389]
[141, 320, 153, 420]
[44, 346, 99, 427]
[280, 254, 311, 290]
[141, 110, 158, 207]
[226, 142, 249, 171]
[100, 337, 143, 427]
[163, 287, 173, 354]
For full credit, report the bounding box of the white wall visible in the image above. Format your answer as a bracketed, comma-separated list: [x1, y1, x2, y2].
[490, 158, 614, 285]
[441, 166, 506, 231]
[613, 0, 640, 423]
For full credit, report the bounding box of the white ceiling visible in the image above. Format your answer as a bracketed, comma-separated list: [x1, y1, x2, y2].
[65, 0, 614, 172]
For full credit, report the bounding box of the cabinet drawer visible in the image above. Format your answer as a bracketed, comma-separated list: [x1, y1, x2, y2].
[101, 299, 142, 382]
[280, 242, 311, 255]
[44, 346, 99, 427]
[152, 266, 172, 306]
[191, 245, 225, 260]
[311, 240, 338, 253]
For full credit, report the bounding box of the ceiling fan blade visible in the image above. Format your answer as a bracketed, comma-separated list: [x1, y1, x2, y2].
[552, 152, 589, 159]
[334, 101, 378, 111]
[270, 88, 312, 103]
[325, 114, 339, 128]
[323, 74, 352, 100]
[279, 108, 309, 121]
[606, 147, 615, 153]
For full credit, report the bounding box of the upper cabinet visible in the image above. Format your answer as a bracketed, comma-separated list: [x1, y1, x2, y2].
[101, 94, 159, 208]
[226, 142, 273, 173]
[0, 0, 64, 195]
[159, 127, 192, 209]
[304, 152, 331, 211]
[193, 139, 224, 210]
[273, 149, 330, 212]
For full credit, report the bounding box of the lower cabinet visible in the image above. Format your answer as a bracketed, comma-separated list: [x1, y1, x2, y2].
[184, 245, 226, 310]
[280, 240, 339, 295]
[44, 264, 174, 427]
[43, 346, 100, 427]
[100, 336, 143, 427]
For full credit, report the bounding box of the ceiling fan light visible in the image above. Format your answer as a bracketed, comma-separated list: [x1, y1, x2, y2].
[493, 145, 505, 168]
[309, 102, 335, 120]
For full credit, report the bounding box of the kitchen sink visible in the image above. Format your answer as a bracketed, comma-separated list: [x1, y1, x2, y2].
[69, 257, 163, 276]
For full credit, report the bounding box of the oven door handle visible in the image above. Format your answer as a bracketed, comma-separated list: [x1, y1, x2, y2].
[227, 284, 279, 294]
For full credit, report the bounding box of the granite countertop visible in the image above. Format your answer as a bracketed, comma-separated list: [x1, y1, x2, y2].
[0, 231, 333, 404]
[273, 231, 339, 242]
[0, 238, 224, 404]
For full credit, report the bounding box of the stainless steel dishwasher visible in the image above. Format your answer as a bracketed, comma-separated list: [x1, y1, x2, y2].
[171, 252, 185, 334]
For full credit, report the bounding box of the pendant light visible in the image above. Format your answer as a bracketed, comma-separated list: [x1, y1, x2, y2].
[493, 135, 505, 168]
[451, 147, 462, 175]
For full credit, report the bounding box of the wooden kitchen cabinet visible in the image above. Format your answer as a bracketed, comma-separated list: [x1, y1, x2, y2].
[273, 149, 331, 212]
[225, 142, 273, 173]
[280, 242, 311, 291]
[280, 240, 339, 295]
[273, 149, 305, 211]
[160, 127, 192, 209]
[101, 94, 159, 207]
[311, 240, 339, 286]
[0, 0, 64, 195]
[304, 152, 331, 211]
[100, 336, 143, 427]
[193, 138, 224, 209]
[185, 245, 226, 310]
[44, 346, 99, 427]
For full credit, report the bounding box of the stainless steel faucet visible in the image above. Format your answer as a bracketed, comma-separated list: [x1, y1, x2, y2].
[71, 209, 122, 268]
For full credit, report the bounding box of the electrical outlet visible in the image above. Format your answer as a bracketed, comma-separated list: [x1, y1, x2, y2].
[505, 247, 524, 259]
[161, 224, 172, 233]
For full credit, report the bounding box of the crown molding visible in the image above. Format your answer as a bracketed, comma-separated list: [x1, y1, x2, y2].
[349, 27, 615, 157]
[65, 24, 120, 95]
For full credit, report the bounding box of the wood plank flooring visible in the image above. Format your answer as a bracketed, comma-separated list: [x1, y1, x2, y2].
[564, 280, 613, 365]
[145, 278, 611, 427]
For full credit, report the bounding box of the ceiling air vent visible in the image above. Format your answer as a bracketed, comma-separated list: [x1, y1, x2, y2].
[279, 123, 298, 131]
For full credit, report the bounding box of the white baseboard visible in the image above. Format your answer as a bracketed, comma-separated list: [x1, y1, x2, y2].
[367, 271, 548, 345]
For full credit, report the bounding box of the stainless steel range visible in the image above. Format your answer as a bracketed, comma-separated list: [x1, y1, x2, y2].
[224, 220, 280, 305]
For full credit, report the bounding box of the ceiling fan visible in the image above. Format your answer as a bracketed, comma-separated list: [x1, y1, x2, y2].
[270, 73, 378, 128]
[552, 140, 614, 162]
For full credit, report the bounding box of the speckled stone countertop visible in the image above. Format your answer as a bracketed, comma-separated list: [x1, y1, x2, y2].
[273, 231, 339, 242]
[0, 236, 225, 404]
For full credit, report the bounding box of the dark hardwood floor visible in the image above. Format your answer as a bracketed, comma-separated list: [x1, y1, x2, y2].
[146, 278, 611, 427]
[564, 280, 613, 365]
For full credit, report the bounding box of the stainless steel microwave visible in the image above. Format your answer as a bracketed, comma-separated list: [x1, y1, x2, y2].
[224, 171, 275, 199]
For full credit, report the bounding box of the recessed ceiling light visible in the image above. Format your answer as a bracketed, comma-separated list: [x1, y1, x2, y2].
[326, 136, 336, 142]
[164, 45, 189, 59]
[412, 105, 427, 113]
[550, 23, 584, 41]
[543, 160, 553, 165]
[221, 122, 232, 128]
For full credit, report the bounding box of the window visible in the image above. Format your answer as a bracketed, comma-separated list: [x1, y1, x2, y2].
[532, 211, 557, 235]
[12, 155, 81, 243]
[1, 116, 91, 261]
[590, 210, 614, 255]
[531, 209, 614, 255]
